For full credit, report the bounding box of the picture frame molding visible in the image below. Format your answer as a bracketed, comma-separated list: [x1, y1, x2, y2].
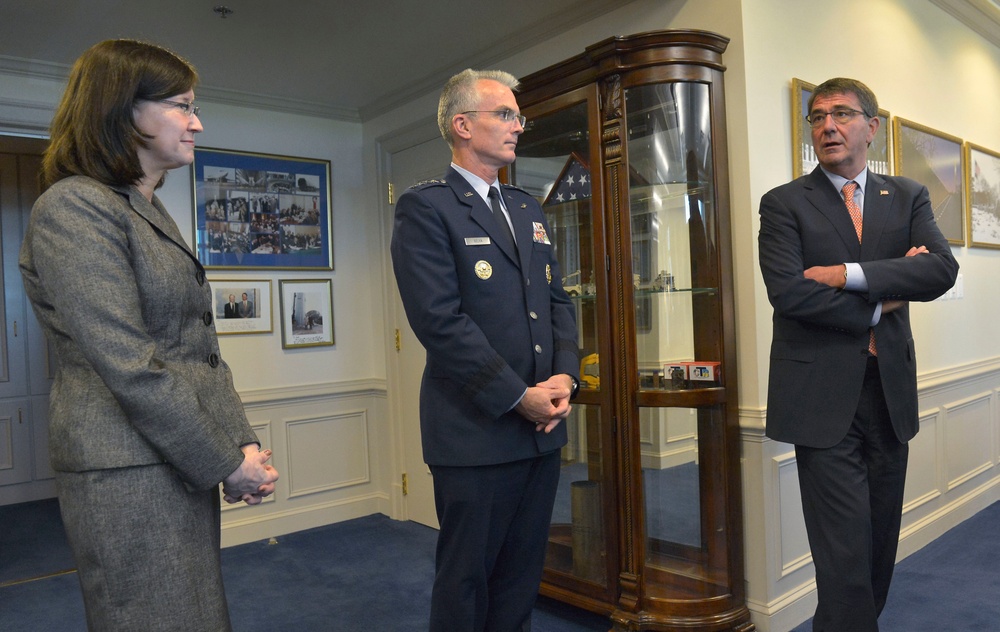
[211, 278, 273, 335]
[191, 147, 333, 270]
[893, 117, 966, 246]
[278, 278, 335, 349]
[965, 141, 1000, 249]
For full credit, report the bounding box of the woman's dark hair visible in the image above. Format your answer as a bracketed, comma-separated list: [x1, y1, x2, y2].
[42, 39, 198, 188]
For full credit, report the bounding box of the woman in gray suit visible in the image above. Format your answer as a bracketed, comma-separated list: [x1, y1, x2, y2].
[18, 40, 278, 632]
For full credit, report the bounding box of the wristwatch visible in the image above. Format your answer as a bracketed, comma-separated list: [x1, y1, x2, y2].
[570, 376, 580, 399]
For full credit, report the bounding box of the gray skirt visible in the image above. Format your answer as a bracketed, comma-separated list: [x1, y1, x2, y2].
[56, 464, 231, 632]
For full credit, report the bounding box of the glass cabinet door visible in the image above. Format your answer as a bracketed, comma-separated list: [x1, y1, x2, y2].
[624, 81, 731, 597]
[511, 88, 613, 594]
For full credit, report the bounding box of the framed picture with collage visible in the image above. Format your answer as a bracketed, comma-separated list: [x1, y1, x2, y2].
[191, 148, 333, 270]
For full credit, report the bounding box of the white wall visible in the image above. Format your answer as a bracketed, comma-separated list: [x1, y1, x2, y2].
[737, 1, 1000, 629]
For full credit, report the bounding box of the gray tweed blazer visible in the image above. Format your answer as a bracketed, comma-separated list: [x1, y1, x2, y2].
[19, 176, 257, 489]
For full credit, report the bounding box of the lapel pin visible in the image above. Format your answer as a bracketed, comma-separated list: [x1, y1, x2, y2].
[464, 192, 474, 197]
[880, 190, 889, 195]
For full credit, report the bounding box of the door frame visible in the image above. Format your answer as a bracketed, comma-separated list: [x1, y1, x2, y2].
[374, 116, 446, 525]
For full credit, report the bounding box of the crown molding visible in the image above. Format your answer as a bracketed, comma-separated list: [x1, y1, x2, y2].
[930, 0, 1000, 48]
[0, 54, 361, 123]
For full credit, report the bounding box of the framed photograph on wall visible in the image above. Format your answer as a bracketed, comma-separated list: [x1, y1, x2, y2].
[791, 78, 891, 179]
[211, 279, 272, 335]
[192, 148, 333, 270]
[279, 279, 334, 349]
[893, 118, 965, 245]
[965, 142, 1000, 249]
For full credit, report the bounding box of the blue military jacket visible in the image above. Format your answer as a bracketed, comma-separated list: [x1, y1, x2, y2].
[390, 167, 579, 466]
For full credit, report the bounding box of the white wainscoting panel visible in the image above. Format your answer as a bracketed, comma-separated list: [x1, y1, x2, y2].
[286, 410, 370, 498]
[943, 392, 993, 490]
[902, 408, 940, 512]
[220, 379, 390, 547]
[741, 358, 1000, 631]
[773, 451, 809, 577]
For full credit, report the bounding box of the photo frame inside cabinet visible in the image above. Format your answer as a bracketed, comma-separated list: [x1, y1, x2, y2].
[279, 279, 335, 348]
[893, 118, 965, 245]
[192, 148, 333, 270]
[211, 279, 273, 335]
[965, 142, 1000, 249]
[791, 78, 891, 179]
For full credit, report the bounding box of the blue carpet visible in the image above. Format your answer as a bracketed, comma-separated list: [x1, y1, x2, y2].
[0, 498, 74, 584]
[791, 500, 1000, 631]
[5, 498, 998, 631]
[0, 499, 609, 631]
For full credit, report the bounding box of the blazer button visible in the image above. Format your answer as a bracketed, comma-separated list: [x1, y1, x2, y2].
[203, 311, 213, 325]
[196, 270, 206, 286]
[529, 311, 538, 320]
[208, 353, 220, 367]
[534, 344, 542, 354]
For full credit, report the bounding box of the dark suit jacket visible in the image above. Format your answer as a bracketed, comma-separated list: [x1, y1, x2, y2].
[390, 167, 579, 466]
[225, 302, 240, 318]
[759, 168, 958, 448]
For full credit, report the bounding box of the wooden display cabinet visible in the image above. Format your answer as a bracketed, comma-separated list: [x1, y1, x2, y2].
[507, 31, 753, 631]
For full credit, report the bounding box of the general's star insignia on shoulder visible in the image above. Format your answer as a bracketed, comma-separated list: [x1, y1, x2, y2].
[409, 179, 447, 189]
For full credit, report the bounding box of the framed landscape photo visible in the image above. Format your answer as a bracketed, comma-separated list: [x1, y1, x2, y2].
[791, 78, 891, 179]
[965, 142, 1000, 249]
[192, 148, 333, 270]
[279, 279, 334, 349]
[211, 279, 272, 335]
[893, 118, 965, 245]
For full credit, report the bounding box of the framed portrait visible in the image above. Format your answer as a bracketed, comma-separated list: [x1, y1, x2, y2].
[965, 142, 1000, 249]
[791, 78, 891, 179]
[279, 279, 334, 349]
[211, 279, 272, 335]
[893, 118, 966, 245]
[191, 148, 333, 270]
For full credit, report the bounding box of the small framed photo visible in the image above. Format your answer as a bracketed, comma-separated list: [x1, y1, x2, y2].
[192, 147, 333, 270]
[893, 118, 965, 245]
[791, 78, 891, 179]
[279, 279, 334, 349]
[211, 279, 272, 335]
[965, 142, 1000, 249]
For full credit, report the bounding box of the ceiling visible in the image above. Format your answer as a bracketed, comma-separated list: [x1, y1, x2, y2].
[0, 0, 636, 122]
[2, 0, 997, 125]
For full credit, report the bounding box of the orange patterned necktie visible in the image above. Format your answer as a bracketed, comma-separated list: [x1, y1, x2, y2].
[843, 181, 877, 356]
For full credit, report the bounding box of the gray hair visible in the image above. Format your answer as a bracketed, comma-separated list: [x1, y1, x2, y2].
[808, 77, 878, 119]
[437, 68, 520, 147]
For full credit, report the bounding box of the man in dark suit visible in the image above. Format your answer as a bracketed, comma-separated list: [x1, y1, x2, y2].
[758, 77, 958, 631]
[390, 68, 579, 632]
[224, 293, 239, 319]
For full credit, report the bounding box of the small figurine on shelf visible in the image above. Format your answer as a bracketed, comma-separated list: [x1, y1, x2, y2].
[562, 269, 582, 297]
[651, 270, 675, 292]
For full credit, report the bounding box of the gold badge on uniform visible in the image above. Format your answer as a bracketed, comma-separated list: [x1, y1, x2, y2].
[545, 264, 552, 284]
[475, 260, 493, 280]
